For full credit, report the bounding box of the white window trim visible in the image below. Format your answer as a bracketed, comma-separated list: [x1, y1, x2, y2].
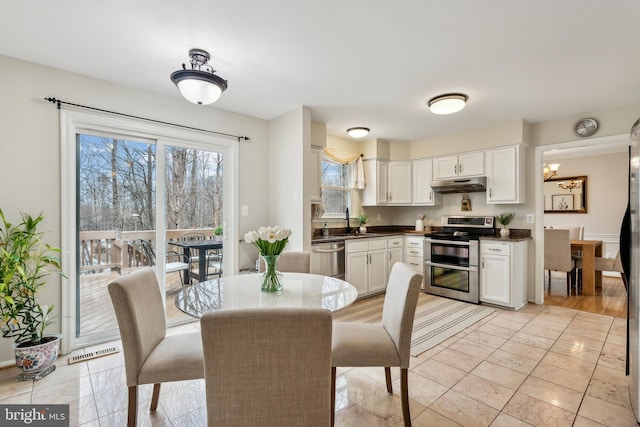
[61, 109, 239, 352]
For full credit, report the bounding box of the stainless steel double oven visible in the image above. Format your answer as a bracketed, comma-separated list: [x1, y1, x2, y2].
[423, 216, 495, 304]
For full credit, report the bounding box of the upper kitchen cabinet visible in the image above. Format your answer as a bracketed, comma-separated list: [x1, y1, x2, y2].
[361, 159, 388, 205]
[387, 161, 412, 204]
[412, 158, 441, 206]
[362, 159, 412, 205]
[433, 151, 485, 180]
[485, 145, 527, 204]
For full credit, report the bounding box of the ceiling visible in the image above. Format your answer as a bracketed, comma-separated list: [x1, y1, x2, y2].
[2, 1, 639, 142]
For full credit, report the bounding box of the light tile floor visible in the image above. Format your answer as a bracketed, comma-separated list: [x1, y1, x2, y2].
[0, 302, 636, 426]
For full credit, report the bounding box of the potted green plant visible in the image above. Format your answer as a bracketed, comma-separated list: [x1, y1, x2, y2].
[357, 213, 369, 234]
[213, 225, 223, 241]
[496, 212, 515, 237]
[0, 209, 64, 380]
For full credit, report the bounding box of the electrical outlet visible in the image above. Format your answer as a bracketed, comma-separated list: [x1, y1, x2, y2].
[241, 205, 249, 216]
[526, 213, 534, 223]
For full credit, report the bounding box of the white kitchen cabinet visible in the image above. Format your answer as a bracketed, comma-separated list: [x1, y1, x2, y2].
[361, 160, 388, 206]
[387, 237, 404, 280]
[403, 235, 424, 286]
[362, 159, 412, 205]
[310, 146, 322, 203]
[345, 238, 388, 296]
[387, 161, 412, 204]
[412, 158, 441, 206]
[433, 151, 485, 180]
[480, 240, 528, 309]
[486, 145, 526, 204]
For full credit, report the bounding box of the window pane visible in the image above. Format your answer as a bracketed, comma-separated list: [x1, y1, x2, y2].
[321, 157, 351, 215]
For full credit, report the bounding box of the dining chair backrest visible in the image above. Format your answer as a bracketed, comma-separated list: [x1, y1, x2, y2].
[544, 229, 573, 272]
[381, 262, 423, 368]
[258, 251, 310, 273]
[201, 307, 332, 426]
[108, 267, 167, 386]
[138, 239, 157, 267]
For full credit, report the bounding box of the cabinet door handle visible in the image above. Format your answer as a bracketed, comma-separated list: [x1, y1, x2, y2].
[428, 191, 432, 201]
[489, 188, 492, 198]
[481, 258, 484, 269]
[459, 164, 463, 174]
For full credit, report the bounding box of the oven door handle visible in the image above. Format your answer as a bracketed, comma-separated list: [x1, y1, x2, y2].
[425, 239, 478, 247]
[424, 261, 478, 272]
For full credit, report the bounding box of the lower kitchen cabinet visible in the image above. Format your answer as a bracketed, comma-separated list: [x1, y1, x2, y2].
[480, 240, 528, 309]
[346, 236, 401, 297]
[388, 237, 403, 280]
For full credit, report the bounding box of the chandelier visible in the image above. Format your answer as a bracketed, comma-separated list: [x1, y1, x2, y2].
[558, 180, 582, 192]
[170, 49, 228, 105]
[543, 163, 560, 180]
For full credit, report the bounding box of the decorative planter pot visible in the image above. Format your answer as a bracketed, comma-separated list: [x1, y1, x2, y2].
[359, 226, 367, 234]
[500, 228, 511, 237]
[13, 333, 62, 380]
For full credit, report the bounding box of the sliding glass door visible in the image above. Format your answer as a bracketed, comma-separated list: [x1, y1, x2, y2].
[65, 110, 235, 348]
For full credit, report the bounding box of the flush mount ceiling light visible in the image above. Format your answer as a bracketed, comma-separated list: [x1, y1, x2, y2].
[428, 93, 468, 115]
[170, 48, 228, 105]
[346, 127, 370, 138]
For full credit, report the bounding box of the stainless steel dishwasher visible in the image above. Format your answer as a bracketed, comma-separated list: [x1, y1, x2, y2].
[310, 242, 345, 280]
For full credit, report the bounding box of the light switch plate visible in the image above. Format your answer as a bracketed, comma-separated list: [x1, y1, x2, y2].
[241, 205, 249, 216]
[526, 213, 534, 223]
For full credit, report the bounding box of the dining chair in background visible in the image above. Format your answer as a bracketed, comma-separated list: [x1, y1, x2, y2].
[258, 251, 311, 273]
[544, 229, 577, 295]
[138, 239, 189, 282]
[330, 262, 423, 427]
[200, 307, 333, 427]
[576, 250, 627, 293]
[108, 267, 204, 427]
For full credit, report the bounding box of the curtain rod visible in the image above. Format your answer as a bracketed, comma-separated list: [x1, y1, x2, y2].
[44, 97, 250, 142]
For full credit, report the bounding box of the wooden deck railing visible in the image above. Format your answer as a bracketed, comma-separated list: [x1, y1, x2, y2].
[79, 228, 215, 274]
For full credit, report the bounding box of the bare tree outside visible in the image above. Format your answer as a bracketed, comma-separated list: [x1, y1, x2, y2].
[78, 135, 223, 232]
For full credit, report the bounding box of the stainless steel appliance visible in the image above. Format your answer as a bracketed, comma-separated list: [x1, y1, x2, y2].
[310, 242, 345, 280]
[423, 215, 495, 304]
[626, 118, 639, 421]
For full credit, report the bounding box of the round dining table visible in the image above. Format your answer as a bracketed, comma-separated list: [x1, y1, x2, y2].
[174, 272, 359, 318]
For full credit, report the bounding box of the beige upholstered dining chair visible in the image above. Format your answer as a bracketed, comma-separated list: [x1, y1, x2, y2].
[200, 307, 333, 427]
[108, 267, 204, 427]
[576, 250, 627, 292]
[331, 262, 423, 427]
[258, 251, 311, 273]
[544, 228, 577, 295]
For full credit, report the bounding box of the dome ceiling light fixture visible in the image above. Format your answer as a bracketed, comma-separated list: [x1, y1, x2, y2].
[346, 127, 370, 138]
[170, 48, 228, 105]
[428, 93, 468, 115]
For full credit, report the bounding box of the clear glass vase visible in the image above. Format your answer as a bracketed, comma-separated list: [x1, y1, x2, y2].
[260, 255, 283, 293]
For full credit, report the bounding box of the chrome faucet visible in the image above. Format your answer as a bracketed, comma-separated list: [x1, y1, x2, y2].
[345, 207, 350, 233]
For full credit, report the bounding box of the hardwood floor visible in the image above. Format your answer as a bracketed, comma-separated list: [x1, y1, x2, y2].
[544, 270, 627, 318]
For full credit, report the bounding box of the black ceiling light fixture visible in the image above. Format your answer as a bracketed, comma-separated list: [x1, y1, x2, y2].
[170, 48, 228, 105]
[346, 127, 370, 138]
[428, 93, 468, 115]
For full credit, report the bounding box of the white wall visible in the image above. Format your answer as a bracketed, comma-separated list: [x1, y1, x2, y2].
[268, 107, 307, 250]
[543, 152, 627, 236]
[0, 54, 270, 364]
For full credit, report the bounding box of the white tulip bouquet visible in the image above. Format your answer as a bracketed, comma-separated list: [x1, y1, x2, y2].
[244, 226, 292, 256]
[244, 226, 293, 293]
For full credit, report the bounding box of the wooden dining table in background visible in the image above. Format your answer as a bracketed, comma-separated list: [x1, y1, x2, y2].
[571, 239, 603, 296]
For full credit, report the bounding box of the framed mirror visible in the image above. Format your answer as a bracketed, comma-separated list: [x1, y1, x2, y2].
[544, 175, 587, 213]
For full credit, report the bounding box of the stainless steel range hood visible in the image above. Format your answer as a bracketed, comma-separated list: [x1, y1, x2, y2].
[430, 176, 487, 194]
